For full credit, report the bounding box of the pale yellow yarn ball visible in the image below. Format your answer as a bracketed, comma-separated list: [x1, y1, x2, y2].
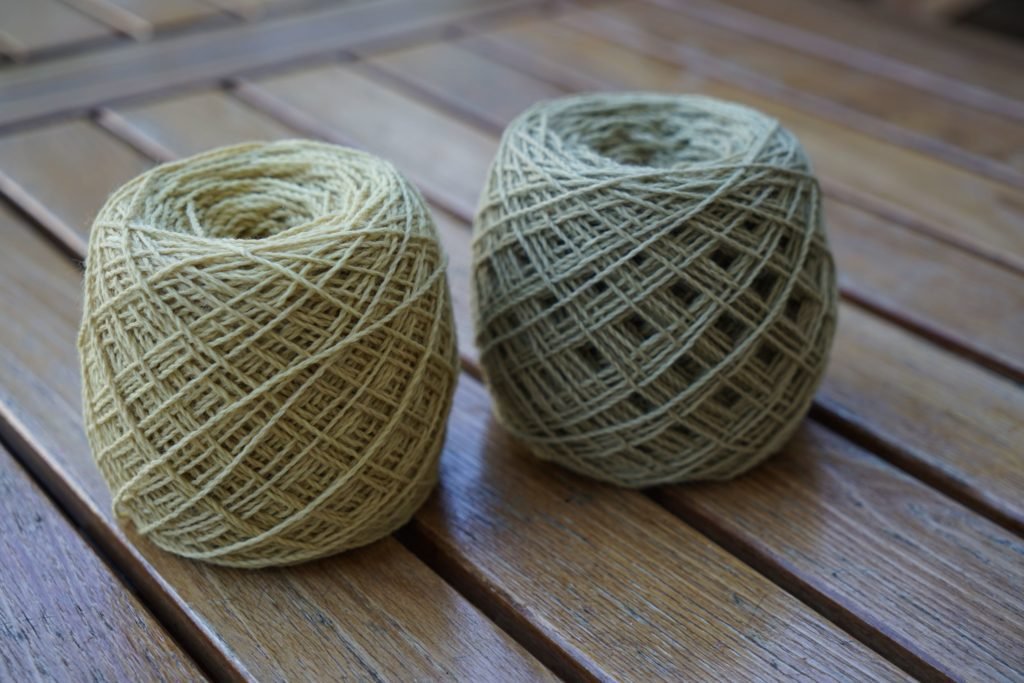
[79, 140, 458, 567]
[473, 93, 837, 487]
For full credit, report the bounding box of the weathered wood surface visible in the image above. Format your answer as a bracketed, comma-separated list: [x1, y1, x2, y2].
[0, 437, 205, 681]
[648, 0, 1024, 117]
[573, 2, 1024, 185]
[0, 0, 115, 61]
[0, 0, 543, 129]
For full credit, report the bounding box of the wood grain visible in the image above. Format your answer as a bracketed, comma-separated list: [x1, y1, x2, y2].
[358, 39, 565, 130]
[0, 153, 553, 683]
[464, 18, 1024, 271]
[0, 445, 204, 680]
[239, 62, 497, 218]
[411, 376, 907, 681]
[76, 0, 224, 33]
[0, 0, 115, 61]
[572, 2, 1024, 184]
[825, 199, 1024, 380]
[655, 422, 1024, 682]
[820, 306, 1024, 530]
[100, 88, 297, 159]
[238, 57, 1024, 528]
[0, 120, 152, 254]
[650, 0, 1024, 118]
[0, 0, 543, 129]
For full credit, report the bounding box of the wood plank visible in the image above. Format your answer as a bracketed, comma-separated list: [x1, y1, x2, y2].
[0, 0, 543, 129]
[463, 18, 1024, 272]
[875, 0, 986, 22]
[364, 39, 1024, 380]
[74, 0, 224, 33]
[0, 140, 553, 683]
[655, 422, 1024, 682]
[358, 40, 565, 129]
[99, 88, 297, 159]
[238, 62, 496, 218]
[0, 119, 903, 682]
[819, 306, 1024, 530]
[572, 1, 1024, 182]
[410, 375, 909, 681]
[0, 120, 152, 254]
[824, 199, 1024, 380]
[0, 442, 205, 681]
[0, 0, 115, 61]
[239, 57, 1024, 529]
[655, 0, 1024, 117]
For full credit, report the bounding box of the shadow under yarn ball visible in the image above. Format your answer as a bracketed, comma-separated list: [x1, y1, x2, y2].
[472, 93, 838, 487]
[79, 140, 459, 568]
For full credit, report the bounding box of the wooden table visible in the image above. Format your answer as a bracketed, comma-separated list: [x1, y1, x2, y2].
[0, 0, 1021, 680]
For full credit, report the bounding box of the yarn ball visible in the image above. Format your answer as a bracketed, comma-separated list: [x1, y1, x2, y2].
[79, 140, 458, 567]
[472, 93, 837, 487]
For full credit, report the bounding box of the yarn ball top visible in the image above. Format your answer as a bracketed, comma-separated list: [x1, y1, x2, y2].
[79, 140, 458, 567]
[472, 93, 837, 487]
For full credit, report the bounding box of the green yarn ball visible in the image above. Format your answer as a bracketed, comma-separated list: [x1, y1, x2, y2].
[472, 93, 837, 487]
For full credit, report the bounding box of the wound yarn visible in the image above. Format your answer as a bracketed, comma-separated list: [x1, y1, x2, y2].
[79, 140, 458, 567]
[472, 93, 837, 487]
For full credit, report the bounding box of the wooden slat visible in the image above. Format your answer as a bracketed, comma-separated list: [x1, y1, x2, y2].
[0, 149, 553, 682]
[412, 376, 908, 681]
[655, 423, 1024, 682]
[571, 1, 1024, 183]
[359, 40, 566, 129]
[462, 18, 1024, 272]
[819, 306, 1024, 529]
[99, 88, 298, 159]
[0, 120, 152, 254]
[0, 116, 905, 682]
[74, 0, 224, 33]
[0, 0, 542, 129]
[652, 0, 1024, 117]
[237, 63, 496, 218]
[0, 0, 115, 61]
[875, 0, 987, 23]
[239, 56, 1024, 526]
[824, 199, 1024, 379]
[0, 441, 205, 681]
[365, 39, 1024, 381]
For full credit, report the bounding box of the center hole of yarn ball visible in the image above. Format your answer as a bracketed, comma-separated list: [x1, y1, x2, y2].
[554, 100, 759, 169]
[188, 177, 325, 240]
